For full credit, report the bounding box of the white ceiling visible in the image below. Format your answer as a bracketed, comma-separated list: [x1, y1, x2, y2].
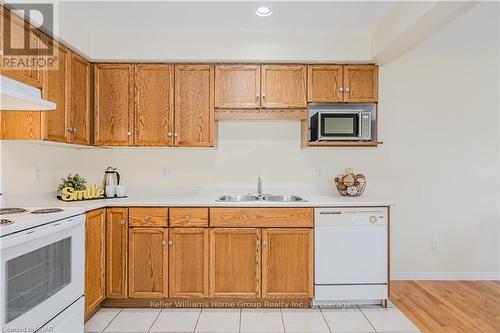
[58, 1, 395, 33]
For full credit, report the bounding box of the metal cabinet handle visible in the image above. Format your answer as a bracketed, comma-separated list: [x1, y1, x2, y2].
[345, 87, 350, 92]
[127, 132, 132, 136]
[162, 240, 168, 245]
[120, 219, 127, 225]
[262, 240, 268, 246]
[174, 133, 178, 137]
[168, 240, 173, 246]
[339, 88, 344, 92]
[256, 240, 261, 246]
[167, 132, 172, 137]
[185, 215, 191, 220]
[144, 215, 151, 221]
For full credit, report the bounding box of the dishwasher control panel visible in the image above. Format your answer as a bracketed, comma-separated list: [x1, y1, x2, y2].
[315, 208, 387, 227]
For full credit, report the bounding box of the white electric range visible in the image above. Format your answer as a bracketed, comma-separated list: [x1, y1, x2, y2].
[0, 207, 86, 333]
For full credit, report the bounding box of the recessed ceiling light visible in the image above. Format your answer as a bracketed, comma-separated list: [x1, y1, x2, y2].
[256, 6, 273, 17]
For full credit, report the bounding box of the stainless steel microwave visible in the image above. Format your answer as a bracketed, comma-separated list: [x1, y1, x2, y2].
[309, 104, 375, 141]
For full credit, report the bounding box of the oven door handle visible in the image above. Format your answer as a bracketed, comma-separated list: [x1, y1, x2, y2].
[1, 216, 83, 249]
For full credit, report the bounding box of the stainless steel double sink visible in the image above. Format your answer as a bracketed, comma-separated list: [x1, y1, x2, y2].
[216, 194, 306, 202]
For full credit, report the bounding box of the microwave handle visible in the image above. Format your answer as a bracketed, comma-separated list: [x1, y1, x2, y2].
[358, 113, 362, 138]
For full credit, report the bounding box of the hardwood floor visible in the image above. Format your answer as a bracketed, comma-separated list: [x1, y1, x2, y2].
[390, 281, 500, 333]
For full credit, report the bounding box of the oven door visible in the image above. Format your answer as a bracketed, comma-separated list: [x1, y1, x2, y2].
[0, 215, 84, 332]
[319, 112, 361, 140]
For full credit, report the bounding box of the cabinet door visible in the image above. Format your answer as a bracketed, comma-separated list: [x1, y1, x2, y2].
[94, 64, 134, 146]
[261, 65, 306, 108]
[343, 65, 378, 102]
[169, 228, 209, 298]
[210, 228, 261, 298]
[134, 64, 174, 146]
[1, 8, 43, 87]
[106, 208, 129, 298]
[307, 65, 343, 103]
[128, 228, 168, 298]
[174, 65, 214, 147]
[42, 40, 69, 143]
[215, 65, 260, 109]
[85, 209, 106, 319]
[0, 111, 41, 139]
[68, 53, 90, 145]
[262, 228, 313, 298]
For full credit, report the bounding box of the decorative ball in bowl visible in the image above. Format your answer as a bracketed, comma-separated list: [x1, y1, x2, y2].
[334, 169, 366, 197]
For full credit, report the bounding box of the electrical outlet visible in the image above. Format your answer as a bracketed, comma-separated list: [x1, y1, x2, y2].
[162, 168, 172, 177]
[32, 167, 39, 180]
[431, 239, 440, 251]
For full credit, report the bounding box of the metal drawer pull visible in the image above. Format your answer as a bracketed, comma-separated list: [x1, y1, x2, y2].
[168, 240, 173, 246]
[319, 211, 342, 215]
[185, 215, 191, 220]
[144, 215, 151, 221]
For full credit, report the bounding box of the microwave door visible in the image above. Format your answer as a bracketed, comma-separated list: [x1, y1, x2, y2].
[320, 113, 358, 140]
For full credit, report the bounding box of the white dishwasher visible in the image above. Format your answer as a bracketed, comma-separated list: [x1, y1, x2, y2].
[314, 207, 388, 306]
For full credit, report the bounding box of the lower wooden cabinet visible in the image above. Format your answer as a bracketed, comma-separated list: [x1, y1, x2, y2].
[106, 208, 129, 298]
[262, 228, 314, 298]
[169, 228, 209, 298]
[128, 228, 168, 298]
[210, 228, 261, 298]
[85, 209, 106, 318]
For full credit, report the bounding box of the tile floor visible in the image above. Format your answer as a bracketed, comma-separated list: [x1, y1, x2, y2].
[85, 303, 421, 333]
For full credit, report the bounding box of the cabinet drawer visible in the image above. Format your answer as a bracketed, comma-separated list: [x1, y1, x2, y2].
[170, 208, 209, 227]
[210, 208, 313, 228]
[129, 208, 168, 227]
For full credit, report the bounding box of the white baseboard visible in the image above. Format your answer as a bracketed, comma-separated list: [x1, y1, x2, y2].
[391, 272, 500, 280]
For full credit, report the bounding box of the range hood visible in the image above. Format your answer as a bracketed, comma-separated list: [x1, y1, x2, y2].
[0, 75, 56, 111]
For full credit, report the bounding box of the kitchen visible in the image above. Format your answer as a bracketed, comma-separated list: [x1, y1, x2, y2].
[1, 1, 499, 333]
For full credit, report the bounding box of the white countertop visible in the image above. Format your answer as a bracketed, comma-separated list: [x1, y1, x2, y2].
[1, 187, 394, 212]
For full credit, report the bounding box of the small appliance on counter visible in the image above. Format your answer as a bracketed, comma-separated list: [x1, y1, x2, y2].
[103, 166, 121, 197]
[308, 103, 376, 142]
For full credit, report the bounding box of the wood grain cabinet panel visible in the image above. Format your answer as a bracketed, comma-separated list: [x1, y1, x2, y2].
[1, 8, 43, 87]
[128, 228, 168, 298]
[261, 65, 306, 108]
[215, 65, 261, 109]
[169, 228, 209, 298]
[0, 111, 41, 139]
[134, 64, 174, 146]
[94, 64, 134, 146]
[210, 228, 261, 298]
[174, 65, 215, 147]
[42, 40, 69, 143]
[343, 65, 378, 102]
[68, 53, 91, 145]
[106, 208, 128, 298]
[210, 208, 314, 228]
[169, 207, 208, 227]
[129, 207, 168, 227]
[85, 209, 106, 319]
[307, 65, 343, 103]
[262, 228, 313, 299]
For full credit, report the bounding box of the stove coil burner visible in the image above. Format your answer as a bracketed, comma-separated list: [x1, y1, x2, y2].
[0, 208, 27, 215]
[30, 208, 64, 214]
[0, 219, 14, 226]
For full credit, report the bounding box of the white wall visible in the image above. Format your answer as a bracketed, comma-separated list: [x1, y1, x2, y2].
[1, 2, 499, 278]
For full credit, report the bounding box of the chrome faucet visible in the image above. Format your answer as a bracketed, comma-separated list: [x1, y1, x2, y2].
[257, 176, 263, 195]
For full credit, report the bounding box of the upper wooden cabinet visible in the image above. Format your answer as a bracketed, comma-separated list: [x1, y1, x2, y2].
[308, 64, 378, 103]
[85, 209, 106, 319]
[68, 53, 91, 145]
[343, 65, 378, 102]
[174, 65, 215, 147]
[0, 8, 44, 88]
[134, 65, 174, 146]
[94, 64, 134, 146]
[307, 65, 343, 103]
[42, 40, 69, 143]
[215, 65, 261, 109]
[261, 65, 307, 108]
[106, 208, 129, 299]
[128, 227, 168, 298]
